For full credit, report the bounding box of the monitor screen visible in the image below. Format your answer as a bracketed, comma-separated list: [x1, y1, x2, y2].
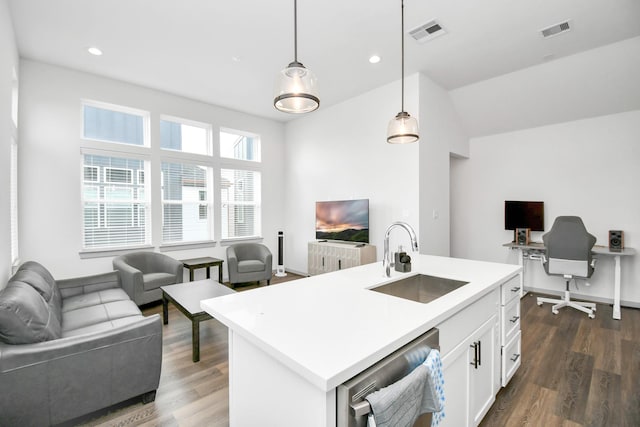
[316, 199, 369, 243]
[504, 201, 544, 231]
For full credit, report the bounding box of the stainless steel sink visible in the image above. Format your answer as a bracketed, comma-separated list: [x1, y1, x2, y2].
[370, 274, 469, 304]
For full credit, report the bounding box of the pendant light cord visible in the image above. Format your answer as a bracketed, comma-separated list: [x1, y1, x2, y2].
[294, 0, 298, 63]
[401, 0, 405, 113]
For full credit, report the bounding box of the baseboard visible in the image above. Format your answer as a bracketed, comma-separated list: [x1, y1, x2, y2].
[524, 286, 640, 309]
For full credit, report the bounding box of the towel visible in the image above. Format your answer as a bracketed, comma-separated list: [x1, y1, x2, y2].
[423, 349, 445, 426]
[365, 349, 444, 427]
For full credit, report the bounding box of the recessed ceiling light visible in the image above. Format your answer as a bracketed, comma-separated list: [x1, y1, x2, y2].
[369, 55, 381, 64]
[87, 47, 103, 56]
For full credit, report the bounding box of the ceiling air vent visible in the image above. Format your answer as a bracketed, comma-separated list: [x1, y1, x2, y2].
[409, 19, 446, 43]
[540, 20, 572, 38]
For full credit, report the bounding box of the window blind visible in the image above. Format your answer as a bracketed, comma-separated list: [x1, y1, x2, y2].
[82, 154, 150, 249]
[161, 162, 212, 243]
[220, 169, 261, 239]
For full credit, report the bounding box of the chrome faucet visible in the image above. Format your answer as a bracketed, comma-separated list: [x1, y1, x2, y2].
[383, 221, 419, 277]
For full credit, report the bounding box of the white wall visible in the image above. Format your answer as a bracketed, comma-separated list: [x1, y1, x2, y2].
[0, 0, 18, 285]
[451, 110, 640, 306]
[450, 36, 640, 138]
[283, 75, 421, 274]
[18, 60, 285, 280]
[418, 73, 469, 257]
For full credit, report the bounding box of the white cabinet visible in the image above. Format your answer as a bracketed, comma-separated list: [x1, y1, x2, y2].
[438, 289, 500, 427]
[499, 274, 522, 386]
[308, 241, 376, 275]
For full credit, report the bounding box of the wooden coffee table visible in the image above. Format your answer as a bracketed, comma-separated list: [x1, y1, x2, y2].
[181, 257, 224, 282]
[161, 279, 236, 362]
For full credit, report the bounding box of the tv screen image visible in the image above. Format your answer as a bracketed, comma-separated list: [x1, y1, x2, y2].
[316, 199, 369, 243]
[504, 201, 544, 231]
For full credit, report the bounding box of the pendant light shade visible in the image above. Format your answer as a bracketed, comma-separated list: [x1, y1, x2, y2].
[387, 0, 419, 144]
[274, 0, 319, 114]
[387, 111, 419, 144]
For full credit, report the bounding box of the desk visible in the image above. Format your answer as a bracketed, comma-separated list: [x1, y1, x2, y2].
[504, 242, 636, 320]
[181, 257, 224, 283]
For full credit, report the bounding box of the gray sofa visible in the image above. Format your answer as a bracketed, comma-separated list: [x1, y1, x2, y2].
[227, 243, 273, 288]
[112, 251, 183, 305]
[0, 261, 162, 426]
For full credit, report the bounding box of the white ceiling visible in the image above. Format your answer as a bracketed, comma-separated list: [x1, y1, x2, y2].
[8, 0, 640, 123]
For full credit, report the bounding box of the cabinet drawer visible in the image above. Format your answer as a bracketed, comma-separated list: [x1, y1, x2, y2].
[501, 297, 520, 345]
[437, 288, 499, 357]
[502, 330, 521, 387]
[500, 275, 521, 305]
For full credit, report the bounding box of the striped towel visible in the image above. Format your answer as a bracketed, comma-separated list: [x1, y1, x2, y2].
[365, 348, 445, 427]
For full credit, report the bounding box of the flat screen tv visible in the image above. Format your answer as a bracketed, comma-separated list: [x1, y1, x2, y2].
[504, 200, 544, 231]
[316, 199, 369, 243]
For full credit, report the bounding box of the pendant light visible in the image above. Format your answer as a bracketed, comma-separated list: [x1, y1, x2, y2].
[274, 0, 319, 114]
[387, 0, 419, 144]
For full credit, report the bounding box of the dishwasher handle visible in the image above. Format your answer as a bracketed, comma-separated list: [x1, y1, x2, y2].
[350, 400, 371, 417]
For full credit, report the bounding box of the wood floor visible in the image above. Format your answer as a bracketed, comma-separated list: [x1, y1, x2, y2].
[77, 279, 640, 427]
[480, 292, 640, 427]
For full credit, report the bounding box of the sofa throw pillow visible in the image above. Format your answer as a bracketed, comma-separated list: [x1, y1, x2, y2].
[0, 282, 62, 344]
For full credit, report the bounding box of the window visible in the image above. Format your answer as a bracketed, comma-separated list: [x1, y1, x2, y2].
[82, 102, 147, 146]
[10, 138, 19, 264]
[161, 117, 210, 155]
[220, 129, 260, 161]
[161, 162, 212, 243]
[220, 169, 261, 239]
[82, 154, 149, 249]
[10, 68, 19, 265]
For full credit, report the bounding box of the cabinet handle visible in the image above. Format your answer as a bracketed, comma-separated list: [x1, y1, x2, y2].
[338, 259, 342, 270]
[322, 257, 325, 267]
[470, 341, 479, 369]
[510, 287, 519, 293]
[510, 353, 521, 362]
[510, 315, 520, 323]
[478, 340, 482, 366]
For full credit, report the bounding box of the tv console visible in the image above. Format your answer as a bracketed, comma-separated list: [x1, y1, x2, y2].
[308, 241, 376, 276]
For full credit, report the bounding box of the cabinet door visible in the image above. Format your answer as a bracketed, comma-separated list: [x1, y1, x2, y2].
[440, 339, 470, 427]
[469, 315, 498, 426]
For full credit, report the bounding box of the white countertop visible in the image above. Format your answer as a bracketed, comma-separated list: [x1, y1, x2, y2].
[201, 254, 521, 392]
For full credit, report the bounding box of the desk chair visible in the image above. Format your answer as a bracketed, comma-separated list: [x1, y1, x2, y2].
[537, 216, 597, 318]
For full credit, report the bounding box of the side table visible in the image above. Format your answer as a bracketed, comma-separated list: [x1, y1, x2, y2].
[182, 257, 224, 283]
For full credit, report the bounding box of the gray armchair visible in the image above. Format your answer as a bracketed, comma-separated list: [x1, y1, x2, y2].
[113, 251, 183, 305]
[227, 243, 273, 288]
[536, 216, 597, 318]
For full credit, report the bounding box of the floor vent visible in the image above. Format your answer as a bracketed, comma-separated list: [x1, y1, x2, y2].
[409, 19, 446, 43]
[540, 20, 572, 38]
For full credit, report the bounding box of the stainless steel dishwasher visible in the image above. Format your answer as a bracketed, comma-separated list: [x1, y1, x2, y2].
[337, 328, 439, 427]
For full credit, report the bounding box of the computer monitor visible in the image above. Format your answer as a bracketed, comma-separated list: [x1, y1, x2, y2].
[504, 201, 544, 231]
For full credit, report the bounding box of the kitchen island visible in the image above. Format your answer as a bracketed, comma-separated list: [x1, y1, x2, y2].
[201, 254, 521, 427]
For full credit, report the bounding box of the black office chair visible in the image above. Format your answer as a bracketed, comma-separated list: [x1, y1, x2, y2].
[537, 216, 597, 318]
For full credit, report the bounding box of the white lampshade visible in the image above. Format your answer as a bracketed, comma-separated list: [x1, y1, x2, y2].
[274, 61, 319, 114]
[387, 111, 419, 144]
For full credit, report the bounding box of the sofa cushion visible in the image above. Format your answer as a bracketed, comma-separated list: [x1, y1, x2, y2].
[142, 272, 177, 291]
[16, 261, 63, 324]
[62, 314, 144, 338]
[62, 288, 131, 313]
[0, 282, 62, 344]
[62, 300, 142, 334]
[238, 260, 266, 273]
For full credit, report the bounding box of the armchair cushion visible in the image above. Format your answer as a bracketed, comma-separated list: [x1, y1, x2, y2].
[142, 272, 180, 291]
[238, 260, 267, 273]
